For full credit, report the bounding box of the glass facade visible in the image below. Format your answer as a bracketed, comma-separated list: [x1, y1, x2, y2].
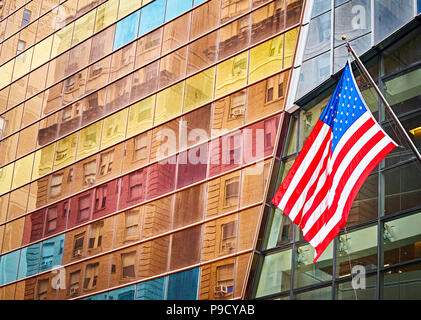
[249, 0, 421, 300]
[0, 0, 305, 300]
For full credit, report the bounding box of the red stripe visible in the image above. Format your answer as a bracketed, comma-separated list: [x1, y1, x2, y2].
[282, 131, 332, 218]
[298, 118, 375, 228]
[312, 141, 396, 263]
[272, 120, 325, 208]
[289, 145, 331, 225]
[304, 130, 386, 242]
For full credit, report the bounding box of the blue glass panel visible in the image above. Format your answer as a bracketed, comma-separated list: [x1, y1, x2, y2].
[82, 292, 108, 300]
[165, 0, 192, 22]
[136, 277, 167, 300]
[18, 242, 41, 280]
[166, 268, 199, 300]
[418, 0, 421, 13]
[0, 250, 20, 285]
[114, 10, 141, 50]
[108, 285, 136, 300]
[193, 0, 207, 6]
[39, 234, 65, 272]
[139, 0, 166, 36]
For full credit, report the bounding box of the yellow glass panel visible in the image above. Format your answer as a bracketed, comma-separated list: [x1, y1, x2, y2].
[284, 27, 299, 67]
[72, 9, 96, 46]
[13, 47, 33, 81]
[77, 121, 102, 159]
[51, 23, 73, 58]
[249, 34, 284, 84]
[184, 67, 215, 112]
[101, 108, 128, 149]
[0, 163, 14, 194]
[155, 81, 184, 125]
[215, 51, 248, 99]
[0, 59, 14, 88]
[127, 95, 155, 137]
[2, 217, 24, 253]
[12, 153, 34, 189]
[94, 0, 119, 33]
[32, 143, 55, 180]
[54, 132, 78, 170]
[118, 0, 141, 19]
[31, 35, 53, 70]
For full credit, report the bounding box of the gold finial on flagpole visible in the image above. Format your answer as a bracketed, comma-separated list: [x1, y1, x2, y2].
[341, 35, 347, 41]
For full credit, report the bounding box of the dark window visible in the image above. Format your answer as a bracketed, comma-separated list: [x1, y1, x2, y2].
[22, 9, 31, 27]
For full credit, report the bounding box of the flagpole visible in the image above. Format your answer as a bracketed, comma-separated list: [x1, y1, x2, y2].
[341, 35, 421, 164]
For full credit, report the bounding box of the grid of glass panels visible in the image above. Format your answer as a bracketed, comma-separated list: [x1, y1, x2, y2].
[251, 22, 421, 300]
[296, 0, 420, 100]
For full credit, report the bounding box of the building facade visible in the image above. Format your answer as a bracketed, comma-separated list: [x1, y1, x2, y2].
[0, 0, 420, 301]
[0, 0, 304, 300]
[248, 0, 421, 300]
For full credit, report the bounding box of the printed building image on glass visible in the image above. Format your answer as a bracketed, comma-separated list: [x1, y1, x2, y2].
[0, 0, 305, 300]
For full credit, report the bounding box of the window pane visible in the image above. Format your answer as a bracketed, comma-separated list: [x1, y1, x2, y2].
[176, 144, 208, 188]
[18, 243, 41, 280]
[251, 0, 284, 45]
[336, 225, 377, 278]
[136, 277, 166, 300]
[294, 242, 333, 288]
[184, 67, 215, 112]
[167, 268, 200, 300]
[162, 13, 191, 55]
[32, 143, 55, 180]
[90, 25, 115, 62]
[118, 0, 142, 19]
[159, 46, 187, 88]
[143, 196, 173, 239]
[383, 262, 421, 300]
[165, 0, 193, 22]
[54, 132, 78, 170]
[264, 207, 293, 249]
[249, 34, 283, 83]
[12, 153, 34, 189]
[190, 0, 220, 39]
[220, 0, 250, 24]
[127, 96, 155, 137]
[77, 121, 102, 160]
[131, 63, 158, 102]
[374, 0, 414, 44]
[139, 0, 166, 36]
[139, 236, 170, 279]
[383, 162, 421, 216]
[255, 249, 292, 297]
[13, 47, 33, 81]
[72, 9, 95, 46]
[215, 51, 248, 99]
[348, 173, 378, 226]
[114, 10, 140, 50]
[0, 163, 14, 194]
[336, 275, 376, 300]
[108, 285, 136, 300]
[219, 15, 250, 60]
[295, 286, 331, 300]
[187, 30, 218, 75]
[94, 0, 119, 33]
[135, 27, 162, 68]
[303, 11, 331, 61]
[155, 81, 184, 125]
[0, 250, 20, 285]
[383, 212, 421, 266]
[101, 109, 128, 149]
[109, 40, 136, 81]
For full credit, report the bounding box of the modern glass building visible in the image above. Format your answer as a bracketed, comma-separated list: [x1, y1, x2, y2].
[0, 0, 420, 301]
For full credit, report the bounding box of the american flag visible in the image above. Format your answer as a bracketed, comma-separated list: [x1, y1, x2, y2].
[272, 61, 397, 262]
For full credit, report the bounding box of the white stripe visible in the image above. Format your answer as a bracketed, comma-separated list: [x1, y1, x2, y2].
[288, 136, 332, 222]
[301, 121, 379, 234]
[278, 123, 331, 211]
[309, 136, 391, 247]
